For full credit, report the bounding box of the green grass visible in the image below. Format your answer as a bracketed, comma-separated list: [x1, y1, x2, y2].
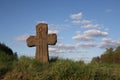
[0, 51, 17, 79]
[1, 43, 120, 80]
[1, 56, 120, 80]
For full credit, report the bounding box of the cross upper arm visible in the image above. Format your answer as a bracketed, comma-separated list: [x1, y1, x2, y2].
[47, 34, 57, 45]
[26, 36, 36, 47]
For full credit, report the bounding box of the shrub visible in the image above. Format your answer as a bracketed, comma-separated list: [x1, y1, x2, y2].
[0, 43, 18, 79]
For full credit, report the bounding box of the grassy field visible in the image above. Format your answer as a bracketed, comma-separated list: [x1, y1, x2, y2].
[1, 43, 120, 80]
[0, 56, 120, 80]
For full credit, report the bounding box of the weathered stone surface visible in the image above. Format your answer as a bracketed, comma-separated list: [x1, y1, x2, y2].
[26, 23, 57, 63]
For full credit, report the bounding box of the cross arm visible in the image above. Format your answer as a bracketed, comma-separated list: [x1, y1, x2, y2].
[26, 36, 36, 47]
[47, 34, 57, 45]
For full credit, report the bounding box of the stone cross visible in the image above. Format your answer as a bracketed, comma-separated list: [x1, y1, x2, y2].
[26, 23, 57, 63]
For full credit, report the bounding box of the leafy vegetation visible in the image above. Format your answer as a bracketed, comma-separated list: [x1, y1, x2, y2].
[92, 46, 120, 64]
[0, 43, 18, 79]
[0, 43, 120, 80]
[3, 57, 120, 80]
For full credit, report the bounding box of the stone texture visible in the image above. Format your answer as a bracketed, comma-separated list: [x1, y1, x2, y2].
[26, 23, 57, 63]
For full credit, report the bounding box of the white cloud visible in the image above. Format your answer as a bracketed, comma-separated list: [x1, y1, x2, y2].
[56, 43, 76, 50]
[48, 24, 69, 31]
[37, 21, 46, 24]
[72, 19, 99, 29]
[70, 12, 83, 20]
[72, 29, 108, 41]
[82, 24, 99, 28]
[72, 20, 81, 24]
[99, 38, 120, 49]
[76, 42, 97, 48]
[72, 19, 91, 25]
[70, 12, 105, 29]
[72, 34, 93, 41]
[80, 20, 91, 24]
[49, 42, 97, 54]
[84, 29, 108, 37]
[15, 35, 29, 42]
[48, 30, 58, 34]
[49, 47, 57, 52]
[49, 43, 81, 54]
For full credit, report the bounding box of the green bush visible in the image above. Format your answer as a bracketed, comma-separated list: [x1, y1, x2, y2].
[0, 43, 18, 79]
[92, 46, 120, 64]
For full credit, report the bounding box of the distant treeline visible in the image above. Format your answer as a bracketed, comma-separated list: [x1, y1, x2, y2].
[92, 46, 120, 64]
[0, 43, 18, 56]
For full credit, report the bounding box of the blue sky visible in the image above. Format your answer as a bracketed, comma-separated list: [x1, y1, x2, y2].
[0, 0, 120, 63]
